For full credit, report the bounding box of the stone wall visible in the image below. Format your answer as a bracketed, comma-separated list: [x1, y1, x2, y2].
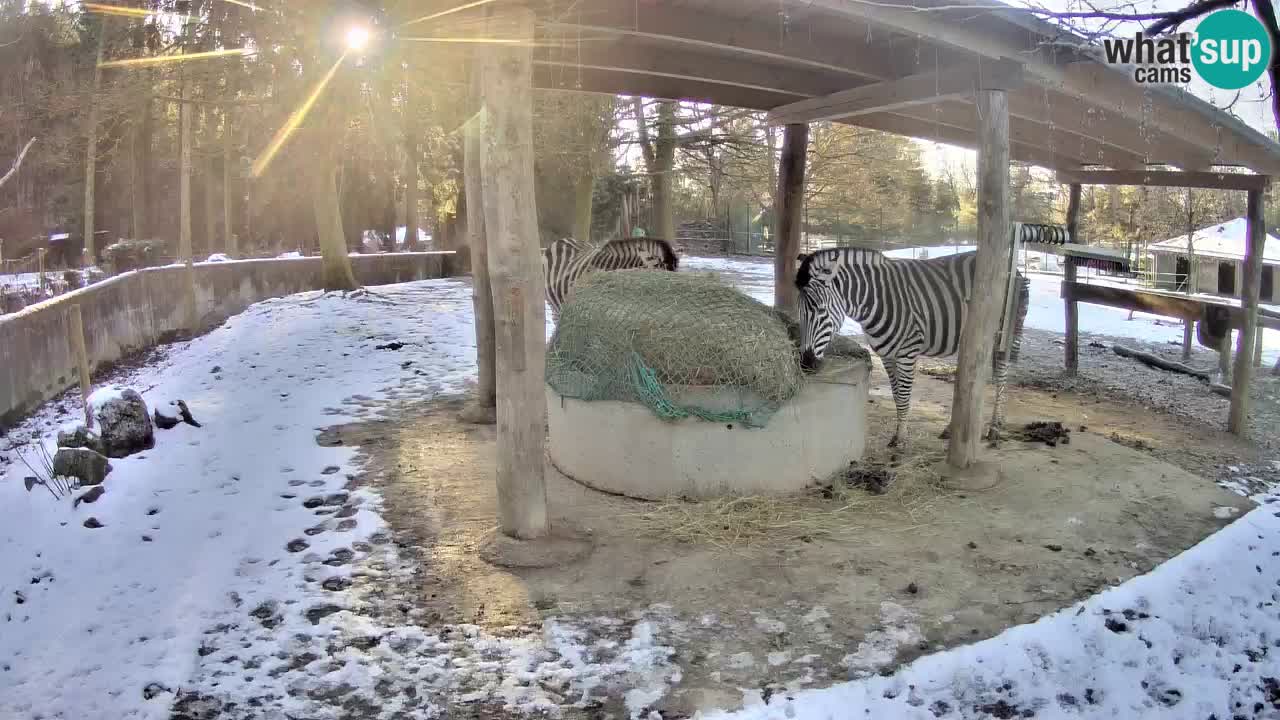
[0, 252, 463, 430]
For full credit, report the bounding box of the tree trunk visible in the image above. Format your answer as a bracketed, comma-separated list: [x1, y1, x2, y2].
[572, 173, 594, 243]
[651, 101, 677, 240]
[83, 30, 105, 266]
[466, 54, 496, 412]
[1182, 188, 1195, 361]
[179, 48, 193, 264]
[203, 108, 217, 259]
[223, 107, 236, 256]
[310, 148, 359, 291]
[479, 6, 548, 539]
[773, 123, 808, 318]
[403, 72, 420, 252]
[948, 90, 1011, 470]
[131, 99, 151, 240]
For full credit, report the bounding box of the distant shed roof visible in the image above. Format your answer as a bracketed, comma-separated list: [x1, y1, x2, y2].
[510, 0, 1280, 175]
[1149, 218, 1280, 265]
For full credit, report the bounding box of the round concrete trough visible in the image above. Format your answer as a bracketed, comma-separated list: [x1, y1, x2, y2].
[546, 357, 871, 500]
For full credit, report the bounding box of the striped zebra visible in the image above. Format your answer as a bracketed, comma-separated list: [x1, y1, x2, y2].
[795, 247, 1029, 447]
[542, 237, 679, 319]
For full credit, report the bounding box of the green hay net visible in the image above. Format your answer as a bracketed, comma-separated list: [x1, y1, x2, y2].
[546, 270, 868, 428]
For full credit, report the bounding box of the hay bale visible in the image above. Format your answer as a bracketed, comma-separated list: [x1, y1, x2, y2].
[547, 271, 805, 426]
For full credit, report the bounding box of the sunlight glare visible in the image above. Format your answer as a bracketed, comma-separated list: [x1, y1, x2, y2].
[98, 48, 253, 68]
[344, 26, 371, 52]
[250, 53, 349, 178]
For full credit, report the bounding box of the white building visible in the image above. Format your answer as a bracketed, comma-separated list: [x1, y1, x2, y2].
[1148, 218, 1279, 303]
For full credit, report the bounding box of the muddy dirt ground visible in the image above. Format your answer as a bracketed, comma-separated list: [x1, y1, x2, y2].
[326, 363, 1257, 718]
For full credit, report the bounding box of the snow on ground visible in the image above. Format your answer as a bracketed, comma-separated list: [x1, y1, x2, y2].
[684, 252, 1280, 367]
[1, 253, 1279, 719]
[703, 502, 1280, 720]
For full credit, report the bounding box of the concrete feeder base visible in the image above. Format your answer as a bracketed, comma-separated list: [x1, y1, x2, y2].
[546, 357, 871, 500]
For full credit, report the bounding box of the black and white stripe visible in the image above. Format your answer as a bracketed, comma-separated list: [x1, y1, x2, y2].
[795, 247, 1029, 446]
[542, 237, 680, 319]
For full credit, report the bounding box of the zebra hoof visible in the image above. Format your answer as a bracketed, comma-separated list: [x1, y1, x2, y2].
[985, 426, 1004, 444]
[888, 434, 902, 448]
[938, 427, 951, 440]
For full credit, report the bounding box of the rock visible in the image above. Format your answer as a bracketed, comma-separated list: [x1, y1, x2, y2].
[73, 486, 105, 508]
[53, 447, 112, 486]
[83, 517, 104, 529]
[57, 425, 105, 455]
[153, 408, 180, 430]
[95, 390, 154, 458]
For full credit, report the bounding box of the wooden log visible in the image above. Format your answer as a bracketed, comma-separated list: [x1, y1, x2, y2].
[465, 49, 496, 414]
[67, 304, 92, 429]
[947, 89, 1010, 470]
[1112, 344, 1210, 381]
[1228, 188, 1267, 435]
[479, 6, 549, 539]
[773, 123, 808, 318]
[1210, 382, 1232, 397]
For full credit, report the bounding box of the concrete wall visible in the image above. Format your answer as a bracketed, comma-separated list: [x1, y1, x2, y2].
[1, 252, 463, 430]
[547, 358, 871, 500]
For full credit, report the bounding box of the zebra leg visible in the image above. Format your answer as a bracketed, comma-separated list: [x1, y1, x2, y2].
[986, 276, 1029, 443]
[887, 355, 917, 448]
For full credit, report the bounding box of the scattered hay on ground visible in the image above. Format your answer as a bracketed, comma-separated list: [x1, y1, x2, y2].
[621, 450, 952, 550]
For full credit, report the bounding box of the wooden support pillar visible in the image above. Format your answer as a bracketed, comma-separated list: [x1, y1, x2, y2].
[465, 51, 496, 416]
[1254, 325, 1265, 368]
[773, 123, 808, 317]
[478, 6, 548, 540]
[948, 90, 1011, 470]
[1228, 187, 1267, 435]
[1063, 183, 1082, 375]
[1219, 331, 1233, 380]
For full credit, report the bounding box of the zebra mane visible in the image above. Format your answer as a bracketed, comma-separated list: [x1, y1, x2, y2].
[795, 247, 884, 289]
[601, 237, 680, 271]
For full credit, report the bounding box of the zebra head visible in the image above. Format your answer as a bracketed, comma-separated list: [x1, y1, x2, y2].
[795, 250, 844, 373]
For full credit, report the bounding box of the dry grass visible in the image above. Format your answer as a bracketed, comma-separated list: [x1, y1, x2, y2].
[621, 449, 955, 550]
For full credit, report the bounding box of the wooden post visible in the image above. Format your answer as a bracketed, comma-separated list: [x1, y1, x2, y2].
[1181, 187, 1195, 361]
[947, 90, 1011, 470]
[67, 304, 92, 429]
[1228, 187, 1267, 435]
[37, 248, 46, 294]
[465, 50, 496, 414]
[1063, 183, 1082, 375]
[773, 123, 808, 317]
[478, 6, 549, 540]
[1219, 331, 1233, 380]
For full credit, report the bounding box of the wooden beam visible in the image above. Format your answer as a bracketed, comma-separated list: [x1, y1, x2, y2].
[1063, 183, 1082, 374]
[948, 89, 1011, 469]
[1228, 188, 1266, 435]
[766, 59, 1022, 126]
[774, 123, 808, 317]
[889, 101, 1147, 169]
[541, 3, 896, 83]
[532, 64, 799, 110]
[798, 0, 1280, 174]
[535, 41, 845, 100]
[479, 6, 548, 539]
[850, 112, 1080, 172]
[1056, 169, 1271, 192]
[1006, 92, 1213, 171]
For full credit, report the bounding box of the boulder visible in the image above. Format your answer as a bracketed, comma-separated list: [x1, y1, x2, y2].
[53, 447, 112, 486]
[57, 425, 105, 455]
[94, 389, 154, 458]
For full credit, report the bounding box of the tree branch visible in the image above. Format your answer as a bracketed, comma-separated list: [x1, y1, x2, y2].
[1252, 0, 1280, 133]
[1146, 0, 1239, 35]
[0, 137, 36, 190]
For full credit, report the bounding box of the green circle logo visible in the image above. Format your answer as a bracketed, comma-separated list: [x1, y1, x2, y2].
[1192, 9, 1272, 90]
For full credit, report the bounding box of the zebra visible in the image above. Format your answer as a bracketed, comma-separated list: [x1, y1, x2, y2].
[795, 247, 1029, 447]
[542, 237, 680, 319]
